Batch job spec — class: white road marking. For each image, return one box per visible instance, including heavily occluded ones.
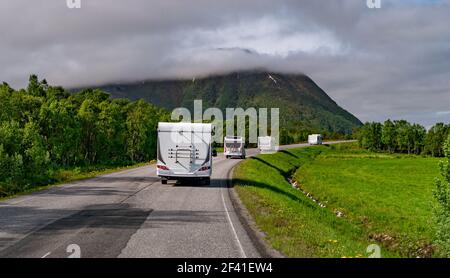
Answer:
[221,187,246,258]
[41,252,51,258]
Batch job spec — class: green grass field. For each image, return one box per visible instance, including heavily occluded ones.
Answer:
[233,143,441,257]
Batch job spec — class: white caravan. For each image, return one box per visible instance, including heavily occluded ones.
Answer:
[224,136,246,159]
[157,122,215,185]
[308,134,323,145]
[258,136,277,153]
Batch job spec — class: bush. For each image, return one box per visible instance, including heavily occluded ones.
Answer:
[433,134,450,257]
[0,144,25,196]
[358,122,382,151]
[425,123,449,157]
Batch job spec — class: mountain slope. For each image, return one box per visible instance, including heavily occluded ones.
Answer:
[96,71,362,137]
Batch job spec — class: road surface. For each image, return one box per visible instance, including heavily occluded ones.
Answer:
[0,141,348,258]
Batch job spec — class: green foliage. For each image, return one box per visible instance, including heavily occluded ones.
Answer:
[22,121,51,183]
[424,123,449,157]
[411,123,426,155]
[27,75,46,97]
[358,120,447,157]
[433,135,450,257]
[358,122,382,151]
[395,120,414,154]
[381,119,397,153]
[126,100,164,162]
[0,144,24,191]
[0,75,169,197]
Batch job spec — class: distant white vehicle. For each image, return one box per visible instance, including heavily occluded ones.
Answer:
[157,122,216,185]
[258,136,277,153]
[224,136,246,159]
[308,134,323,145]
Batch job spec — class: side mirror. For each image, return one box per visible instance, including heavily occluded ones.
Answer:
[212,149,218,157]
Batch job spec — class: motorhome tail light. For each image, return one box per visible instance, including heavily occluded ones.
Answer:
[199,166,211,171]
[157,165,169,170]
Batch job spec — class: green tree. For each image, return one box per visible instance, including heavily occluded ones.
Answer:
[425,123,449,157]
[27,74,46,97]
[0,83,14,122]
[381,119,397,153]
[22,121,51,183]
[125,100,160,162]
[411,123,426,155]
[39,99,82,166]
[77,98,101,164]
[433,135,450,257]
[97,99,129,163]
[395,120,413,154]
[358,122,382,151]
[0,144,24,196]
[280,128,294,145]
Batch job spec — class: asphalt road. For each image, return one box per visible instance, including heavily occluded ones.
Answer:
[0,141,349,258]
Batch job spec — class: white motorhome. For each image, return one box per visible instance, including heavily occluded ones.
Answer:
[157,122,215,185]
[308,134,323,145]
[258,136,276,153]
[224,136,246,159]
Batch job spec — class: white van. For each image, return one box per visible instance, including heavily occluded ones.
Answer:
[258,136,277,153]
[224,136,246,159]
[308,134,323,145]
[157,122,215,185]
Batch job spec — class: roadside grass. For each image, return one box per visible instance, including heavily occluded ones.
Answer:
[0,162,152,202]
[296,144,439,257]
[234,143,439,257]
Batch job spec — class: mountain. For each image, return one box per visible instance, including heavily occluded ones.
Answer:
[94,70,362,139]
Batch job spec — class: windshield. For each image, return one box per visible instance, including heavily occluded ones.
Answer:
[225,142,242,148]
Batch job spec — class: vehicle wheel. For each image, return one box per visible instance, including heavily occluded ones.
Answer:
[161,179,168,184]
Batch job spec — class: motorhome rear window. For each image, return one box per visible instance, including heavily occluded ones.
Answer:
[225,143,242,148]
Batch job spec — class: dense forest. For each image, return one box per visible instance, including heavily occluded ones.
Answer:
[0,75,169,197]
[356,120,449,156]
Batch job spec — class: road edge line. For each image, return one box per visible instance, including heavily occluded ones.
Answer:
[226,164,285,258]
[221,187,247,258]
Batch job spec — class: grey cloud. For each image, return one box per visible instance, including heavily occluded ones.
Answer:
[0,0,449,127]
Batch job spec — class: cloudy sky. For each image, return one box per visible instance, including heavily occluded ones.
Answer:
[1,0,449,127]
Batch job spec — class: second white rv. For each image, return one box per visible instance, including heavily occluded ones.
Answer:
[308,134,323,145]
[258,136,277,153]
[224,136,246,159]
[157,122,215,185]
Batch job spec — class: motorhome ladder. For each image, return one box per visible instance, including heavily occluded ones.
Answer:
[168,146,199,164]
